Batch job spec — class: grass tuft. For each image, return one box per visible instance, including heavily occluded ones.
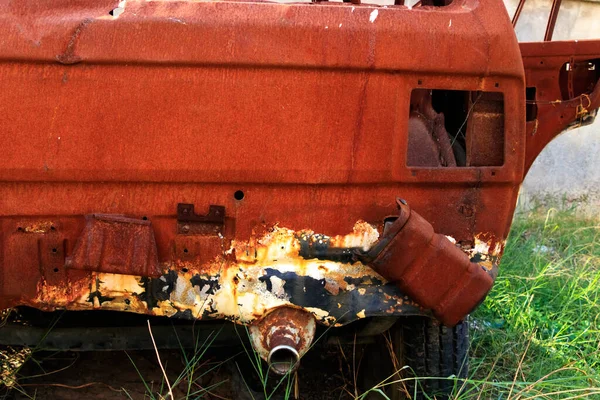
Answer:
[466,208,600,399]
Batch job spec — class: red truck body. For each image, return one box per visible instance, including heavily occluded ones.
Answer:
[0,0,599,331]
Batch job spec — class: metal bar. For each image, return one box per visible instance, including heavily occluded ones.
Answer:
[0,323,238,351]
[512,0,526,27]
[544,0,563,42]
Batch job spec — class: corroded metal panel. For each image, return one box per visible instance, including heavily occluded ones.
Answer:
[66,215,161,277]
[0,0,598,327]
[520,40,600,172]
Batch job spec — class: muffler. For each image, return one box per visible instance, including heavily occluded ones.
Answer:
[249,307,316,375]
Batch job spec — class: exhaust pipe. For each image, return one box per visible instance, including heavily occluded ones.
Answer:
[249,307,316,375]
[268,345,300,375]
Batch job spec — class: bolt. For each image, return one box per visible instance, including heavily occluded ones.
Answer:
[181,225,190,233]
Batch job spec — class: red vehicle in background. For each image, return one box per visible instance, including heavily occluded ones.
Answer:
[0,0,598,398]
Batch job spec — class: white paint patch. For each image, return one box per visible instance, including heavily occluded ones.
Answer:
[110,0,126,18]
[369,9,379,23]
[473,240,490,255]
[325,26,329,29]
[269,276,287,299]
[472,237,504,257]
[339,23,342,28]
[306,307,330,320]
[448,19,452,28]
[351,6,355,12]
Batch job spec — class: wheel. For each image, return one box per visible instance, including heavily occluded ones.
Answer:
[360,316,469,400]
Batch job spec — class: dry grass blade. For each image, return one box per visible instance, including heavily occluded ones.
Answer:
[147,319,174,400]
[507,332,533,399]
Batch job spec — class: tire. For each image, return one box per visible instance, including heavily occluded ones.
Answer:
[361,316,469,400]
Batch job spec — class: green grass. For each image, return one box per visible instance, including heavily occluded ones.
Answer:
[466,208,600,399]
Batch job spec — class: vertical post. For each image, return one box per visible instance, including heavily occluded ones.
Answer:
[512,0,526,27]
[544,0,562,41]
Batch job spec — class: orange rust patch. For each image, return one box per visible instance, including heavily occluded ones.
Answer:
[20,221,55,234]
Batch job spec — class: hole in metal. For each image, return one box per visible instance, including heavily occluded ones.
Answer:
[526,87,538,121]
[234,190,245,201]
[407,89,504,167]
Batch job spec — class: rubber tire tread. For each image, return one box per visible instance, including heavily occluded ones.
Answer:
[399,317,469,400]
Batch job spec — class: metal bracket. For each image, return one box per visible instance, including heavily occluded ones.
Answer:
[177,204,225,235]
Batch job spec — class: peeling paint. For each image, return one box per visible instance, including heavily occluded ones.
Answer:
[369,9,379,23]
[472,236,505,258]
[24,221,426,326]
[18,221,55,234]
[11,211,503,328]
[110,0,127,18]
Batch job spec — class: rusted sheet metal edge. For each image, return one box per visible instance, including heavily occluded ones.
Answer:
[520,40,600,58]
[0,171,524,185]
[0,0,522,77]
[520,39,600,172]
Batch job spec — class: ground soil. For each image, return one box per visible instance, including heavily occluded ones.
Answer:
[2,344,363,399]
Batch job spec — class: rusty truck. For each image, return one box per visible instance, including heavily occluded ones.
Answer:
[0,0,599,398]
